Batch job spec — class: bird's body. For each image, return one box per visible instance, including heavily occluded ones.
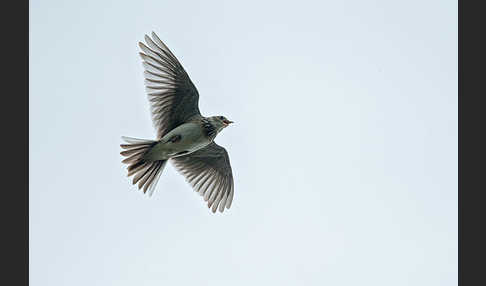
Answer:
[145,120,211,161]
[144,116,228,161]
[120,32,235,213]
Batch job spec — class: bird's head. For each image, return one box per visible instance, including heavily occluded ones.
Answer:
[209,115,234,132]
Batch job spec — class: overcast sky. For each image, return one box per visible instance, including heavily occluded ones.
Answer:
[30,0,457,285]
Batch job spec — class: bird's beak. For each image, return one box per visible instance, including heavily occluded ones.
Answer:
[223,120,234,125]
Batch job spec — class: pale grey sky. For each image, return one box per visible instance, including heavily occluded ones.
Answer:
[30,0,457,285]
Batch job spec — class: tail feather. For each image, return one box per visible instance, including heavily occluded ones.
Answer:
[120,146,150,156]
[120,137,167,196]
[121,136,154,144]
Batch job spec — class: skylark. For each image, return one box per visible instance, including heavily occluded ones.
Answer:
[121,32,234,213]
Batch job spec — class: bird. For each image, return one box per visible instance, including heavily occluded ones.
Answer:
[120,32,234,213]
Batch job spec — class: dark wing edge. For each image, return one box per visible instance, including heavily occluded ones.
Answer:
[171,142,234,213]
[139,32,201,139]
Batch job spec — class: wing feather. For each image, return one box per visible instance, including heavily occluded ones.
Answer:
[139,32,201,139]
[171,142,234,213]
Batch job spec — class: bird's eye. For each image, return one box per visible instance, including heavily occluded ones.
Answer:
[219,116,224,120]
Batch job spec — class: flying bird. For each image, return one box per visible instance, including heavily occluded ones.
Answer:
[120,32,234,213]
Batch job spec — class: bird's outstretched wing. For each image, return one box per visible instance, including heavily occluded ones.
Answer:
[139,32,201,139]
[171,142,234,213]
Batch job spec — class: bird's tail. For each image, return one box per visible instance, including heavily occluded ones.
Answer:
[120,136,167,196]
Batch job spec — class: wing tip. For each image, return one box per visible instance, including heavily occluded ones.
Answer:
[144,34,151,44]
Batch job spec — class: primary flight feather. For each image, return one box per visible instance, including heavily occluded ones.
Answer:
[121,32,234,213]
